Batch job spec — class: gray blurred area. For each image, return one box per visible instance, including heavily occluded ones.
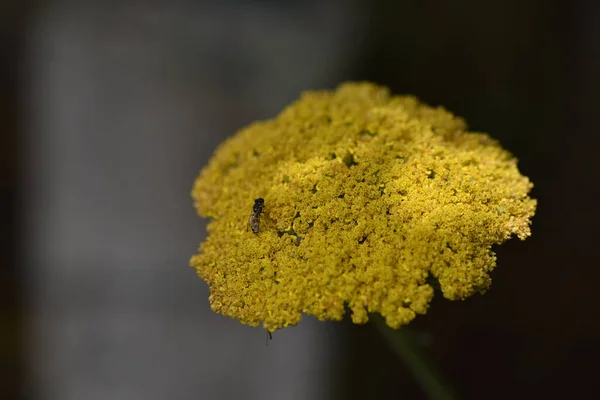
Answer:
[23,1,367,399]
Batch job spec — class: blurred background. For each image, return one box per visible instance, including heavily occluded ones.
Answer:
[1,0,599,399]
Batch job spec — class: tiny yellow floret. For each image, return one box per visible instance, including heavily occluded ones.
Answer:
[190,82,536,331]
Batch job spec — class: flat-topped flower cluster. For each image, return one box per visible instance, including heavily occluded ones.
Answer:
[190,82,536,332]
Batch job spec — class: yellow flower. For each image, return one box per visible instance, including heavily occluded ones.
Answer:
[190,82,536,332]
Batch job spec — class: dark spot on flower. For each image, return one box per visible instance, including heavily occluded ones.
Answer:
[342,152,358,168]
[359,129,377,137]
[446,242,457,253]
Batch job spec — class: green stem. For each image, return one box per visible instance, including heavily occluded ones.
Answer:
[373,316,457,400]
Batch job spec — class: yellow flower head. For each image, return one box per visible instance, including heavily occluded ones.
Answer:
[190,82,536,332]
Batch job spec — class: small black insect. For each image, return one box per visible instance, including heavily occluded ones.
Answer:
[248,198,265,234]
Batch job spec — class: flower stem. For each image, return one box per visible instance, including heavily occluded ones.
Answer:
[373,316,457,400]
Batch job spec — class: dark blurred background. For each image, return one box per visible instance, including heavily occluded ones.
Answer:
[2,1,599,399]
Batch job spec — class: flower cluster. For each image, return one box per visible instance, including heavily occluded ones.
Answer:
[190,82,536,332]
